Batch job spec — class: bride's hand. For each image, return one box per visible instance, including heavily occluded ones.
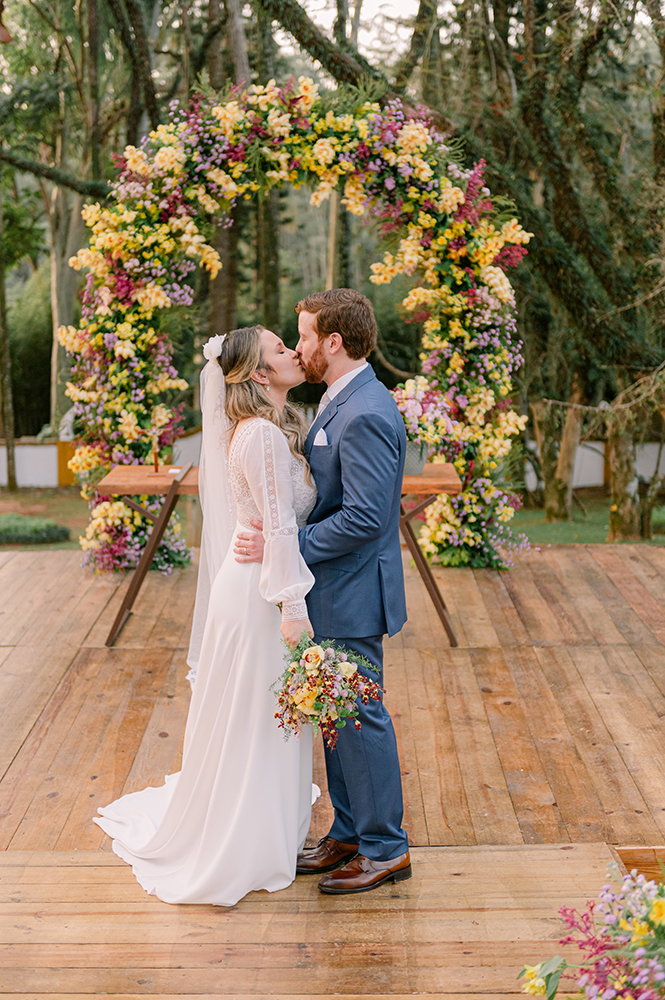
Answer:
[234,520,265,563]
[281,618,314,648]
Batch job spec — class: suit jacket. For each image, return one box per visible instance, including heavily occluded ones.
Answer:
[299,365,408,639]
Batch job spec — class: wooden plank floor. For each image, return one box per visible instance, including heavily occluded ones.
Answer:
[2,544,665,851]
[0,842,615,997]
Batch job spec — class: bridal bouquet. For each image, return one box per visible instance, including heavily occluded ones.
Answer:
[273,634,382,750]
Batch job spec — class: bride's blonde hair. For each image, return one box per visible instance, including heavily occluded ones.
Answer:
[220,325,311,477]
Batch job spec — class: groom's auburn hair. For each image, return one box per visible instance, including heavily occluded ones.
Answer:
[295,288,378,360]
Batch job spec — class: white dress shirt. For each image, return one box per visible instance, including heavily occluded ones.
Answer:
[312,363,369,446]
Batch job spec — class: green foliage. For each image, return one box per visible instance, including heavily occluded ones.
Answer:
[7,263,52,437]
[1,187,44,270]
[0,512,70,544]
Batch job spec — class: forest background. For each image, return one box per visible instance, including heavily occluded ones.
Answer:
[2,0,665,540]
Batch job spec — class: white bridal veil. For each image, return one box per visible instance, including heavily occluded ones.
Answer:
[186,335,237,686]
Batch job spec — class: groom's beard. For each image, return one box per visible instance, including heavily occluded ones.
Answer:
[300,340,328,384]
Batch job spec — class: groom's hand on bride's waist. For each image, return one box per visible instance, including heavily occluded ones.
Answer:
[234,520,265,562]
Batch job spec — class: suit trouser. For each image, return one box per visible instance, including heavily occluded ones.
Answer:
[315,633,409,862]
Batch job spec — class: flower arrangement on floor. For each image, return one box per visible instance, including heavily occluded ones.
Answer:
[273,633,382,750]
[80,497,191,574]
[519,867,665,999]
[62,76,532,570]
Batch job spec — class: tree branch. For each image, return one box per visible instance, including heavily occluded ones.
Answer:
[392,0,437,90]
[253,0,386,86]
[465,134,655,365]
[520,66,635,305]
[372,343,414,379]
[252,0,456,134]
[0,149,109,198]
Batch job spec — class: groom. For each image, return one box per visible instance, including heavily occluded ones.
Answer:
[236,288,410,894]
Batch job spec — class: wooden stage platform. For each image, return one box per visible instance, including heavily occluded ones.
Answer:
[1,542,665,996]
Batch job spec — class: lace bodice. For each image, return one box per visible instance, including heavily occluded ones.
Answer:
[229,418,316,531]
[227,418,316,622]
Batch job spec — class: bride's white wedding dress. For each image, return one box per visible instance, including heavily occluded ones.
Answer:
[94,415,316,906]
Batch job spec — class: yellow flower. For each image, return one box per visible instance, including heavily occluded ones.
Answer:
[246,80,280,110]
[151,404,171,429]
[293,685,319,714]
[211,100,245,137]
[297,76,319,113]
[124,146,152,177]
[191,185,219,214]
[58,325,86,353]
[481,264,514,303]
[520,964,546,996]
[651,898,665,925]
[114,339,136,360]
[68,445,103,475]
[134,283,172,311]
[267,107,291,137]
[302,645,324,673]
[437,179,466,215]
[206,168,239,197]
[396,120,432,155]
[119,409,142,443]
[312,137,337,167]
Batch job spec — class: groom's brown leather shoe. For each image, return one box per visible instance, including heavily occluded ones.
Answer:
[296,836,359,875]
[318,851,412,894]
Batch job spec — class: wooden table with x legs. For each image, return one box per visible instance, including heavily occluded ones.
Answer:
[401,463,462,647]
[97,460,462,648]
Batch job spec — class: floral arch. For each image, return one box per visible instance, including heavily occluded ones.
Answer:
[60,77,531,572]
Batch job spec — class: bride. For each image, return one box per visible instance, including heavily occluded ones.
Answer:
[94,325,317,906]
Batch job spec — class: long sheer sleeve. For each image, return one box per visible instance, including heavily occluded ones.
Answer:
[240,421,314,620]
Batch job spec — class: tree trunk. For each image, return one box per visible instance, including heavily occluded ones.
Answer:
[207,0,249,337]
[338,203,351,287]
[607,425,640,541]
[392,0,437,90]
[87,0,101,180]
[334,0,348,45]
[326,191,338,290]
[0,180,17,490]
[258,192,281,333]
[350,0,362,46]
[530,399,559,513]
[123,0,160,128]
[209,222,238,337]
[225,0,251,85]
[256,4,280,333]
[421,27,443,109]
[207,0,225,88]
[545,375,584,520]
[47,187,86,430]
[645,0,665,183]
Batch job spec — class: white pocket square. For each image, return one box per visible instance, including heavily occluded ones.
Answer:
[313,428,328,446]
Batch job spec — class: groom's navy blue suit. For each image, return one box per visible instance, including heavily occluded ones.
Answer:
[299,364,409,862]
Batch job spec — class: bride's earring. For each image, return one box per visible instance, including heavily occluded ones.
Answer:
[265,382,270,391]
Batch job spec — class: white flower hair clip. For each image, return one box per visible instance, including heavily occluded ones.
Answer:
[203,334,226,361]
